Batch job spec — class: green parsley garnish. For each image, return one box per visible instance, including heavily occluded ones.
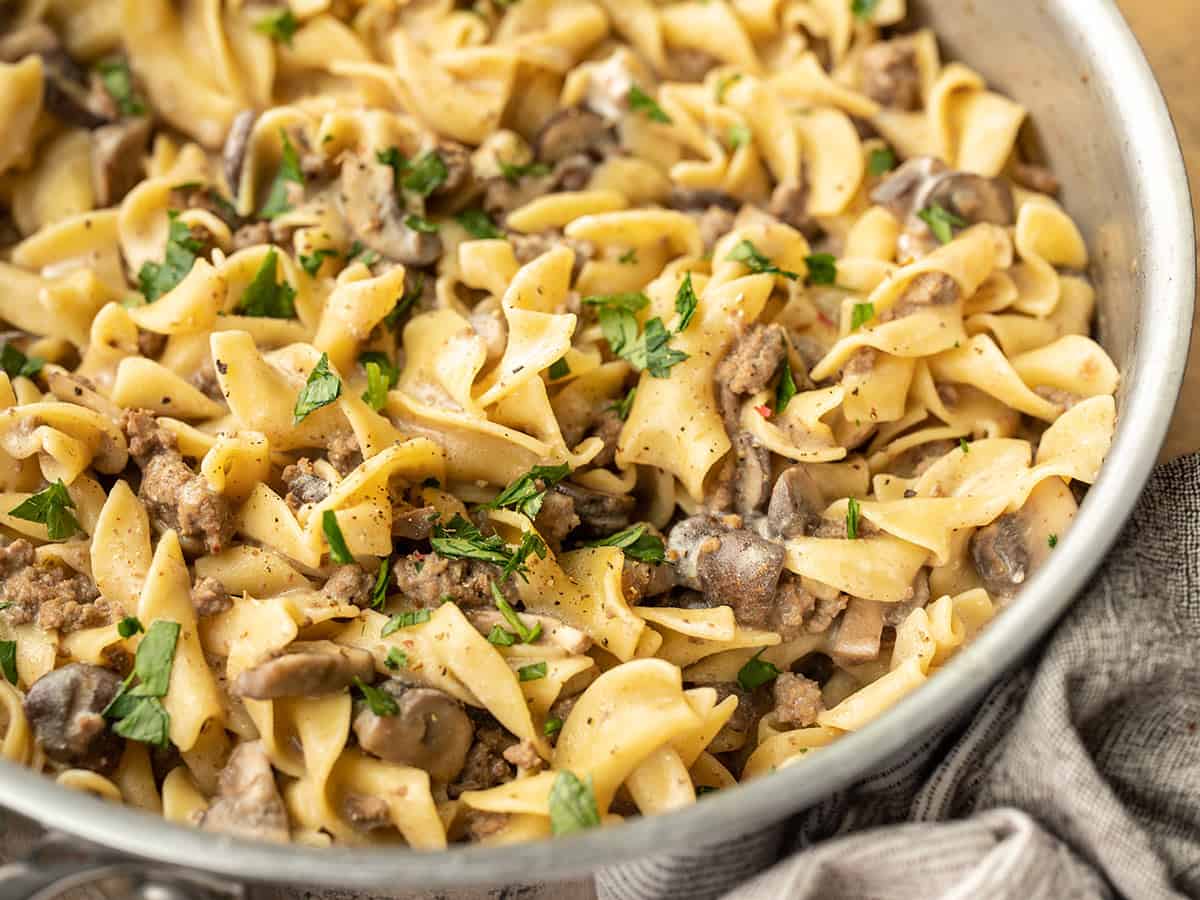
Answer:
[498,159,551,183]
[851,0,882,20]
[675,272,698,332]
[544,717,563,736]
[384,272,424,330]
[960,438,971,453]
[491,581,542,644]
[117,616,144,639]
[917,204,968,245]
[518,661,547,682]
[609,387,636,421]
[299,248,338,277]
[236,247,296,318]
[0,344,43,380]
[355,677,398,716]
[805,253,837,286]
[430,515,547,582]
[617,248,638,265]
[727,240,800,280]
[457,207,505,240]
[375,147,407,190]
[628,85,672,124]
[850,302,875,331]
[548,358,571,380]
[588,290,690,379]
[293,353,341,423]
[371,560,390,610]
[361,362,389,411]
[583,292,650,312]
[385,647,408,670]
[488,625,517,646]
[846,497,861,540]
[8,480,80,541]
[346,240,380,268]
[867,146,897,176]
[402,151,449,197]
[0,640,16,685]
[1048,534,1059,549]
[486,464,571,519]
[584,524,665,564]
[404,214,439,234]
[137,211,202,303]
[381,608,432,637]
[737,649,781,691]
[728,124,752,150]
[548,771,601,835]
[254,8,299,44]
[103,620,181,748]
[96,58,145,117]
[259,130,305,219]
[775,356,798,415]
[359,351,399,389]
[715,73,742,103]
[322,510,354,564]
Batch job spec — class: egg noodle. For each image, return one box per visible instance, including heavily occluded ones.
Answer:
[0,0,1117,848]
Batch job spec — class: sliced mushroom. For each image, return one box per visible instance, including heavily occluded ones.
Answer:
[353,683,475,783]
[621,558,677,604]
[767,465,825,539]
[534,107,615,164]
[553,482,635,537]
[924,172,1015,227]
[971,478,1077,600]
[91,117,152,208]
[338,153,442,267]
[341,793,391,833]
[0,25,113,128]
[829,598,885,665]
[434,140,472,195]
[23,663,124,774]
[223,109,256,197]
[668,188,740,213]
[465,608,593,655]
[199,741,290,843]
[870,156,949,220]
[234,641,376,700]
[884,568,931,627]
[733,432,772,517]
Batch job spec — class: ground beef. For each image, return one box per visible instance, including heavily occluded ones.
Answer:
[696,205,737,252]
[880,271,960,322]
[510,231,595,283]
[710,683,756,752]
[860,39,923,110]
[120,408,176,463]
[669,48,720,82]
[772,672,824,728]
[0,543,114,634]
[341,793,391,833]
[392,505,438,541]
[191,575,231,617]
[137,329,167,359]
[189,363,224,402]
[461,809,509,842]
[321,564,375,608]
[231,221,271,251]
[768,180,821,240]
[0,538,35,577]
[448,723,515,799]
[533,489,580,552]
[502,739,542,772]
[199,742,290,843]
[588,409,624,469]
[391,553,518,610]
[282,458,330,511]
[327,433,362,476]
[717,324,788,398]
[553,482,634,538]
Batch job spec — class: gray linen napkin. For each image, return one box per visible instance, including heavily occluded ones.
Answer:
[596,453,1200,900]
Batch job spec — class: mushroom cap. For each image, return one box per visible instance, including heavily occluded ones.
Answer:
[23,663,124,774]
[234,641,376,700]
[353,684,474,783]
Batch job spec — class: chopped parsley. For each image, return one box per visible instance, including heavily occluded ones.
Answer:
[850,302,875,331]
[384,272,425,330]
[456,207,505,239]
[851,0,882,20]
[960,437,971,454]
[548,771,601,835]
[293,353,341,423]
[544,717,563,736]
[727,240,800,280]
[404,214,439,234]
[236,247,296,318]
[583,292,650,312]
[370,560,390,610]
[589,289,690,379]
[402,151,449,197]
[518,661,547,682]
[548,358,571,380]
[498,159,551,183]
[347,240,381,268]
[805,253,837,286]
[846,497,861,540]
[96,58,145,117]
[429,514,547,582]
[0,344,43,380]
[361,361,390,411]
[609,387,637,421]
[0,640,15,685]
[715,72,742,103]
[867,146,897,176]
[117,617,144,639]
[486,464,571,519]
[254,8,299,44]
[917,204,968,245]
[737,649,781,691]
[628,85,672,124]
[675,272,698,332]
[381,608,432,637]
[103,620,181,748]
[728,123,752,150]
[503,531,550,582]
[322,510,354,564]
[385,647,408,670]
[491,581,542,644]
[137,211,202,303]
[488,625,517,646]
[259,131,305,219]
[1048,534,1059,549]
[299,248,338,277]
[8,480,80,541]
[359,352,399,389]
[775,356,798,415]
[584,524,665,564]
[618,248,638,265]
[355,677,398,716]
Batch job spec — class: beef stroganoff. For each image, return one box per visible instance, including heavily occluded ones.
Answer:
[0,0,1118,848]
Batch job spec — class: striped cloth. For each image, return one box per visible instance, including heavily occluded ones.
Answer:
[596,454,1200,900]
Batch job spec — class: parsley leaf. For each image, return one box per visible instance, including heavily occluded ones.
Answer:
[805,253,837,286]
[548,771,601,835]
[137,211,202,303]
[299,248,338,277]
[850,302,875,331]
[917,204,968,245]
[359,351,399,389]
[96,58,144,117]
[715,73,742,103]
[867,146,897,176]
[371,560,390,610]
[631,318,689,378]
[628,85,672,124]
[502,531,549,582]
[584,524,665,564]
[355,678,398,716]
[609,387,636,421]
[960,437,971,454]
[583,292,650,312]
[728,123,752,150]
[0,640,15,685]
[737,649,781,691]
[775,356,798,415]
[486,464,571,519]
[361,361,390,411]
[726,240,800,280]
[618,248,638,265]
[9,480,80,541]
[112,697,170,748]
[381,608,431,637]
[846,497,861,540]
[254,8,299,44]
[1048,534,1059,549]
[674,272,698,332]
[259,131,305,219]
[518,661,547,681]
[117,616,143,639]
[347,241,381,267]
[322,510,354,564]
[384,273,424,330]
[104,620,181,748]
[851,0,882,20]
[498,159,551,183]
[293,353,341,423]
[430,514,511,566]
[457,207,505,239]
[128,621,181,698]
[491,581,542,644]
[0,344,44,380]
[544,717,563,736]
[236,247,296,318]
[548,358,570,380]
[402,152,448,197]
[404,214,439,234]
[488,625,517,646]
[385,647,408,670]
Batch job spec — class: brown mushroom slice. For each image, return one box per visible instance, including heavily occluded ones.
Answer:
[465,609,593,655]
[338,154,443,267]
[199,741,290,843]
[970,477,1077,600]
[733,433,772,517]
[695,527,787,630]
[534,108,614,164]
[0,25,112,129]
[829,599,886,665]
[621,558,677,604]
[23,663,124,774]
[234,641,376,700]
[870,156,949,219]
[223,109,256,197]
[91,117,152,208]
[767,465,825,539]
[353,683,474,783]
[553,482,635,537]
[924,171,1015,227]
[707,683,755,753]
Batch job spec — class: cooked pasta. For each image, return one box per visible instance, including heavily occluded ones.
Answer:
[0,0,1117,848]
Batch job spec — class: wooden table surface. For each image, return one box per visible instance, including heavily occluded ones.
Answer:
[1118,0,1200,460]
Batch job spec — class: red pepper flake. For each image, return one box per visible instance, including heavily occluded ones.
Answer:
[754,404,773,418]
